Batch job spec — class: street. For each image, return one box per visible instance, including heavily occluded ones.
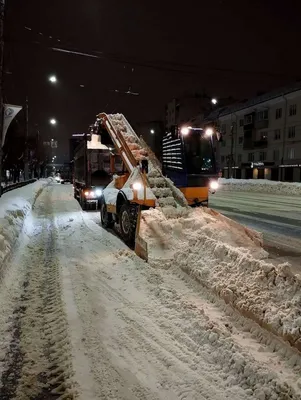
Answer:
[0,182,300,399]
[209,190,301,272]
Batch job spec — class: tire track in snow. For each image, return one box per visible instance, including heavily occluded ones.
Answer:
[0,186,75,399]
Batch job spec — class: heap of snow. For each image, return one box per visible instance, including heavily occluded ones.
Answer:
[219,178,301,195]
[140,207,301,352]
[0,179,50,266]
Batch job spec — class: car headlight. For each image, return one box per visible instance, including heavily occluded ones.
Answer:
[132,182,142,191]
[210,180,219,190]
[95,189,102,196]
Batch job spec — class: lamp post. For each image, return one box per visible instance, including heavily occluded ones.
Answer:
[0,0,5,195]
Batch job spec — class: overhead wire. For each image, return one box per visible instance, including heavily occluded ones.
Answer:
[6,25,299,79]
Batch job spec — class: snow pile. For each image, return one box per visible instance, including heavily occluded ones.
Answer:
[0,179,50,266]
[141,207,266,261]
[219,178,301,195]
[141,207,301,352]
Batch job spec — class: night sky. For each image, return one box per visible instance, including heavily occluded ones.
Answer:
[4,0,301,161]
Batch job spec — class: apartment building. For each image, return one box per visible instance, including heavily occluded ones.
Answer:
[206,82,301,182]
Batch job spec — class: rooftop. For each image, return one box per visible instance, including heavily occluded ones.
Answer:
[206,81,301,120]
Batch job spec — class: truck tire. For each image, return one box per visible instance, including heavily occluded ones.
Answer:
[100,201,114,228]
[119,203,137,247]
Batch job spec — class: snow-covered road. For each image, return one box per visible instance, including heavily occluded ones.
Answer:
[1,183,301,399]
[209,191,301,272]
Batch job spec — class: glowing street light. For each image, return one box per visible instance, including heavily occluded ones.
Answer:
[211,98,218,105]
[50,118,57,125]
[205,127,214,137]
[150,129,155,134]
[180,127,190,135]
[49,75,57,83]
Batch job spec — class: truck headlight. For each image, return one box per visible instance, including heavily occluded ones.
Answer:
[210,180,219,191]
[95,189,102,196]
[132,182,142,191]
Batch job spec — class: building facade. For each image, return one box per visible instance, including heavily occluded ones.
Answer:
[207,83,301,182]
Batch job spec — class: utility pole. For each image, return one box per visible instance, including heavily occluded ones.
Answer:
[0,0,5,196]
[24,96,29,180]
[229,125,235,178]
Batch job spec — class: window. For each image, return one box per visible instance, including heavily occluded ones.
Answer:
[260,132,268,140]
[275,108,282,119]
[184,131,215,173]
[238,136,243,144]
[221,156,225,163]
[288,126,296,138]
[221,124,227,134]
[239,119,244,127]
[248,153,254,161]
[237,154,242,163]
[259,152,266,161]
[244,115,253,124]
[222,140,226,147]
[289,104,297,116]
[274,129,281,140]
[256,110,268,121]
[287,148,295,159]
[273,150,279,161]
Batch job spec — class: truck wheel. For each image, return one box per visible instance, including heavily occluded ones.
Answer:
[100,201,114,228]
[119,203,137,247]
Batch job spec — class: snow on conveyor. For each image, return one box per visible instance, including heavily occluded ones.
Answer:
[219,178,301,195]
[108,113,187,209]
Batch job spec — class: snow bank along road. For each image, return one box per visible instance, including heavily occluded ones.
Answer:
[209,190,301,272]
[1,183,301,399]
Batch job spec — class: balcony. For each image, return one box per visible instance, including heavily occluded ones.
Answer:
[254,139,268,148]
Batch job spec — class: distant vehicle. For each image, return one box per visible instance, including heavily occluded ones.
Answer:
[73,133,122,210]
[54,174,62,183]
[60,178,71,184]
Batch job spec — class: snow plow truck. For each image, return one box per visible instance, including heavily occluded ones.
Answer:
[87,113,219,261]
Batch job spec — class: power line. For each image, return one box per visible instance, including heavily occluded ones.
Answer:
[6,25,299,79]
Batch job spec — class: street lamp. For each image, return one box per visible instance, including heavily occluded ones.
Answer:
[50,118,57,125]
[211,98,218,105]
[205,127,214,137]
[49,75,57,83]
[150,129,155,134]
[180,127,190,135]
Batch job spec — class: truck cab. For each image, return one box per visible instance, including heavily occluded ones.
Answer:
[162,126,219,206]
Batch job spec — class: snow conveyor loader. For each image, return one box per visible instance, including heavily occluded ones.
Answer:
[92,113,218,261]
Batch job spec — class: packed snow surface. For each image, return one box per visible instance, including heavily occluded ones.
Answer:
[0,183,301,399]
[219,178,301,195]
